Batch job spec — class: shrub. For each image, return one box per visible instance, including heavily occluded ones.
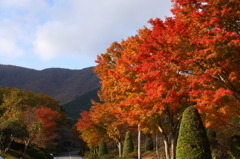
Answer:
[114,156,125,159]
[27,147,48,159]
[207,129,220,158]
[101,153,116,159]
[126,151,138,159]
[84,151,100,159]
[0,127,11,152]
[10,141,24,151]
[229,135,240,159]
[84,151,90,157]
[99,142,108,157]
[123,131,134,157]
[176,106,212,159]
[144,137,154,151]
[211,149,224,159]
[108,149,119,156]
[207,130,216,140]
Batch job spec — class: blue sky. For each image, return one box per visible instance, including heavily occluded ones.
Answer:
[0,0,172,70]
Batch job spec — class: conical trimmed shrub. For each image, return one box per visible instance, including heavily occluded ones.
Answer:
[230,135,240,159]
[144,136,154,151]
[123,131,134,157]
[176,106,212,159]
[99,142,108,157]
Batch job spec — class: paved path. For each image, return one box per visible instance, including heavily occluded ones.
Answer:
[54,151,84,159]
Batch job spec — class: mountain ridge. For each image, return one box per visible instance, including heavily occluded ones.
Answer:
[0,64,101,104]
[63,87,101,119]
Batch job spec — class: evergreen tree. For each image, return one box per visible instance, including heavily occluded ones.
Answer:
[123,131,134,157]
[230,135,240,159]
[98,142,108,157]
[0,120,28,153]
[176,106,212,159]
[0,127,11,153]
[207,129,220,158]
[144,136,154,151]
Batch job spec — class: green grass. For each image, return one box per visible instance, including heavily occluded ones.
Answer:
[1,149,31,159]
[1,147,51,159]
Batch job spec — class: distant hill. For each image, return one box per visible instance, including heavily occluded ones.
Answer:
[63,87,101,119]
[0,64,101,104]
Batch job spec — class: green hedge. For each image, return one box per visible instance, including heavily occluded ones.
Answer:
[176,106,212,159]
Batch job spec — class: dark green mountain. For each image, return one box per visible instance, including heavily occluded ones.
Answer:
[63,87,101,119]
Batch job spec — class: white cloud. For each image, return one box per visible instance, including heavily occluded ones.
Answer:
[0,0,172,69]
[33,0,172,60]
[0,0,50,58]
[0,19,24,57]
[0,0,31,8]
[0,38,23,58]
[33,20,84,60]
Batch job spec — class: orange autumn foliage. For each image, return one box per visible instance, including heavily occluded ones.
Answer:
[23,107,59,147]
[76,111,106,149]
[82,0,240,158]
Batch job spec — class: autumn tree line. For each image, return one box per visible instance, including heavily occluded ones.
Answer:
[0,87,67,158]
[76,0,240,159]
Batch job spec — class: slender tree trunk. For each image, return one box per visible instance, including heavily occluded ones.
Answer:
[21,140,30,159]
[170,133,176,159]
[4,134,14,153]
[155,134,160,158]
[118,141,122,157]
[170,117,181,159]
[138,125,141,159]
[158,125,170,159]
[163,136,170,159]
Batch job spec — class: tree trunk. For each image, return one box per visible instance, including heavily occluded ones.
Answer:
[170,133,176,159]
[170,116,181,159]
[4,134,14,153]
[20,140,30,159]
[155,134,160,158]
[158,125,170,159]
[118,141,123,157]
[163,136,170,159]
[138,126,141,159]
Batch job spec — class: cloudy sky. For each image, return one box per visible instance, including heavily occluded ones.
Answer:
[0,0,172,70]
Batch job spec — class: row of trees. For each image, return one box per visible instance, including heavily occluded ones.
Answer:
[0,87,67,158]
[76,0,239,159]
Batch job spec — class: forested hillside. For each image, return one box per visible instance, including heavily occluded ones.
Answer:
[0,87,68,158]
[0,64,100,104]
[63,87,101,119]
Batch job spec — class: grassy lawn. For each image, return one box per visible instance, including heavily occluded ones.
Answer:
[1,149,31,159]
[142,145,166,159]
[142,150,157,159]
